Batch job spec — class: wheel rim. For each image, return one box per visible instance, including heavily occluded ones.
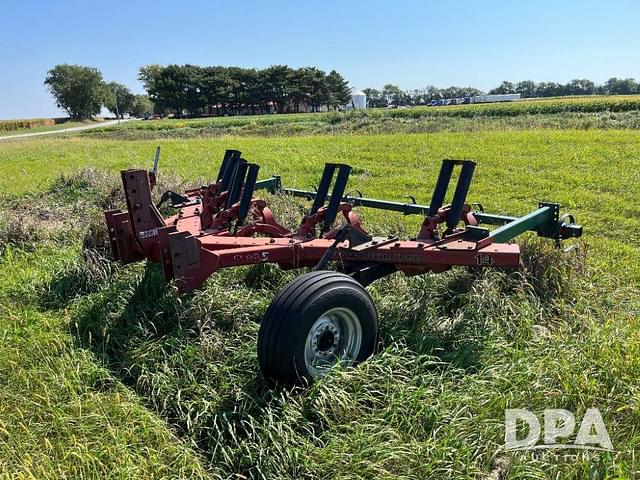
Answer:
[304,307,362,378]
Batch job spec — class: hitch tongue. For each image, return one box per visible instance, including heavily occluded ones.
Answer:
[559,213,583,239]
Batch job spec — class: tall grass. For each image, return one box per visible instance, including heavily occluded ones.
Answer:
[0,129,639,478]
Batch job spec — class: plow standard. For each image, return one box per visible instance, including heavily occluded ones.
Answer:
[105,149,582,384]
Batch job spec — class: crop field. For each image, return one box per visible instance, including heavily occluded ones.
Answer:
[0,119,100,136]
[0,109,639,478]
[84,95,640,139]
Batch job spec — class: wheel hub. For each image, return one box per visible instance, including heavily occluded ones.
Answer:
[311,322,341,356]
[304,307,363,378]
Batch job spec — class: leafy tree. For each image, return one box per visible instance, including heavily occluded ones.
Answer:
[289,68,311,112]
[489,81,516,95]
[138,64,165,113]
[535,82,562,97]
[383,84,403,105]
[263,65,294,113]
[44,64,105,120]
[181,64,206,115]
[567,78,596,96]
[201,66,229,115]
[604,77,638,95]
[326,70,351,109]
[130,95,154,117]
[103,82,135,119]
[236,68,262,114]
[515,80,536,98]
[306,68,330,112]
[362,88,386,108]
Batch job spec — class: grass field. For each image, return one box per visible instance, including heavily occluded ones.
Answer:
[84,95,640,139]
[0,106,639,478]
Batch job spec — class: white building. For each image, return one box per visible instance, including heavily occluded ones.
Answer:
[349,89,367,110]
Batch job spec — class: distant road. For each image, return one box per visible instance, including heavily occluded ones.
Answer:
[0,118,135,141]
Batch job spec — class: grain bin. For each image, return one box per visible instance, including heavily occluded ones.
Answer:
[351,88,367,110]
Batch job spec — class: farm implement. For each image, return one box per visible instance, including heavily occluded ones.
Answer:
[104,148,582,384]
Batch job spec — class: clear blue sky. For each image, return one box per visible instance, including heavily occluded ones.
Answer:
[1,0,639,119]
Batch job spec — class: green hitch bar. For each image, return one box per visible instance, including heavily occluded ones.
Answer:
[487,202,582,242]
[255,176,282,193]
[488,204,555,243]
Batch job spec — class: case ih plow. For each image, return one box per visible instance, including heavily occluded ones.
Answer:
[105,148,582,384]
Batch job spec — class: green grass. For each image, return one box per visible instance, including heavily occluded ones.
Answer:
[0,126,639,478]
[83,95,640,139]
[0,247,212,479]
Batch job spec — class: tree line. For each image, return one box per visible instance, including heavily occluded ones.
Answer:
[138,64,352,117]
[363,78,640,107]
[44,65,153,120]
[45,64,352,119]
[45,63,640,119]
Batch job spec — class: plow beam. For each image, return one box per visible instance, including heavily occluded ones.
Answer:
[166,234,521,292]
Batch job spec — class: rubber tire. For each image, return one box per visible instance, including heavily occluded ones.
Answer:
[258,271,378,385]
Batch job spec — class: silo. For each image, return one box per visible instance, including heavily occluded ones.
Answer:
[351,88,367,110]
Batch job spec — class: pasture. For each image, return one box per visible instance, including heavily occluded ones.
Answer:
[0,109,639,478]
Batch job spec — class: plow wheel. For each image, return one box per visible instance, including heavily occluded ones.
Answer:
[258,271,378,385]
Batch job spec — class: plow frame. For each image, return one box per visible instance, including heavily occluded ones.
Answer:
[104,148,583,384]
[105,151,582,293]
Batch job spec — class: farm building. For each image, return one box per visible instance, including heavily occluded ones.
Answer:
[349,89,367,110]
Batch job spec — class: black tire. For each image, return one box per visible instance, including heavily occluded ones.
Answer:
[258,271,378,385]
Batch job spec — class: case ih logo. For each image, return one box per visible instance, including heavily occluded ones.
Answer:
[475,254,494,266]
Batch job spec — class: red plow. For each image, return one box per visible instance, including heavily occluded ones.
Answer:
[105,148,582,384]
